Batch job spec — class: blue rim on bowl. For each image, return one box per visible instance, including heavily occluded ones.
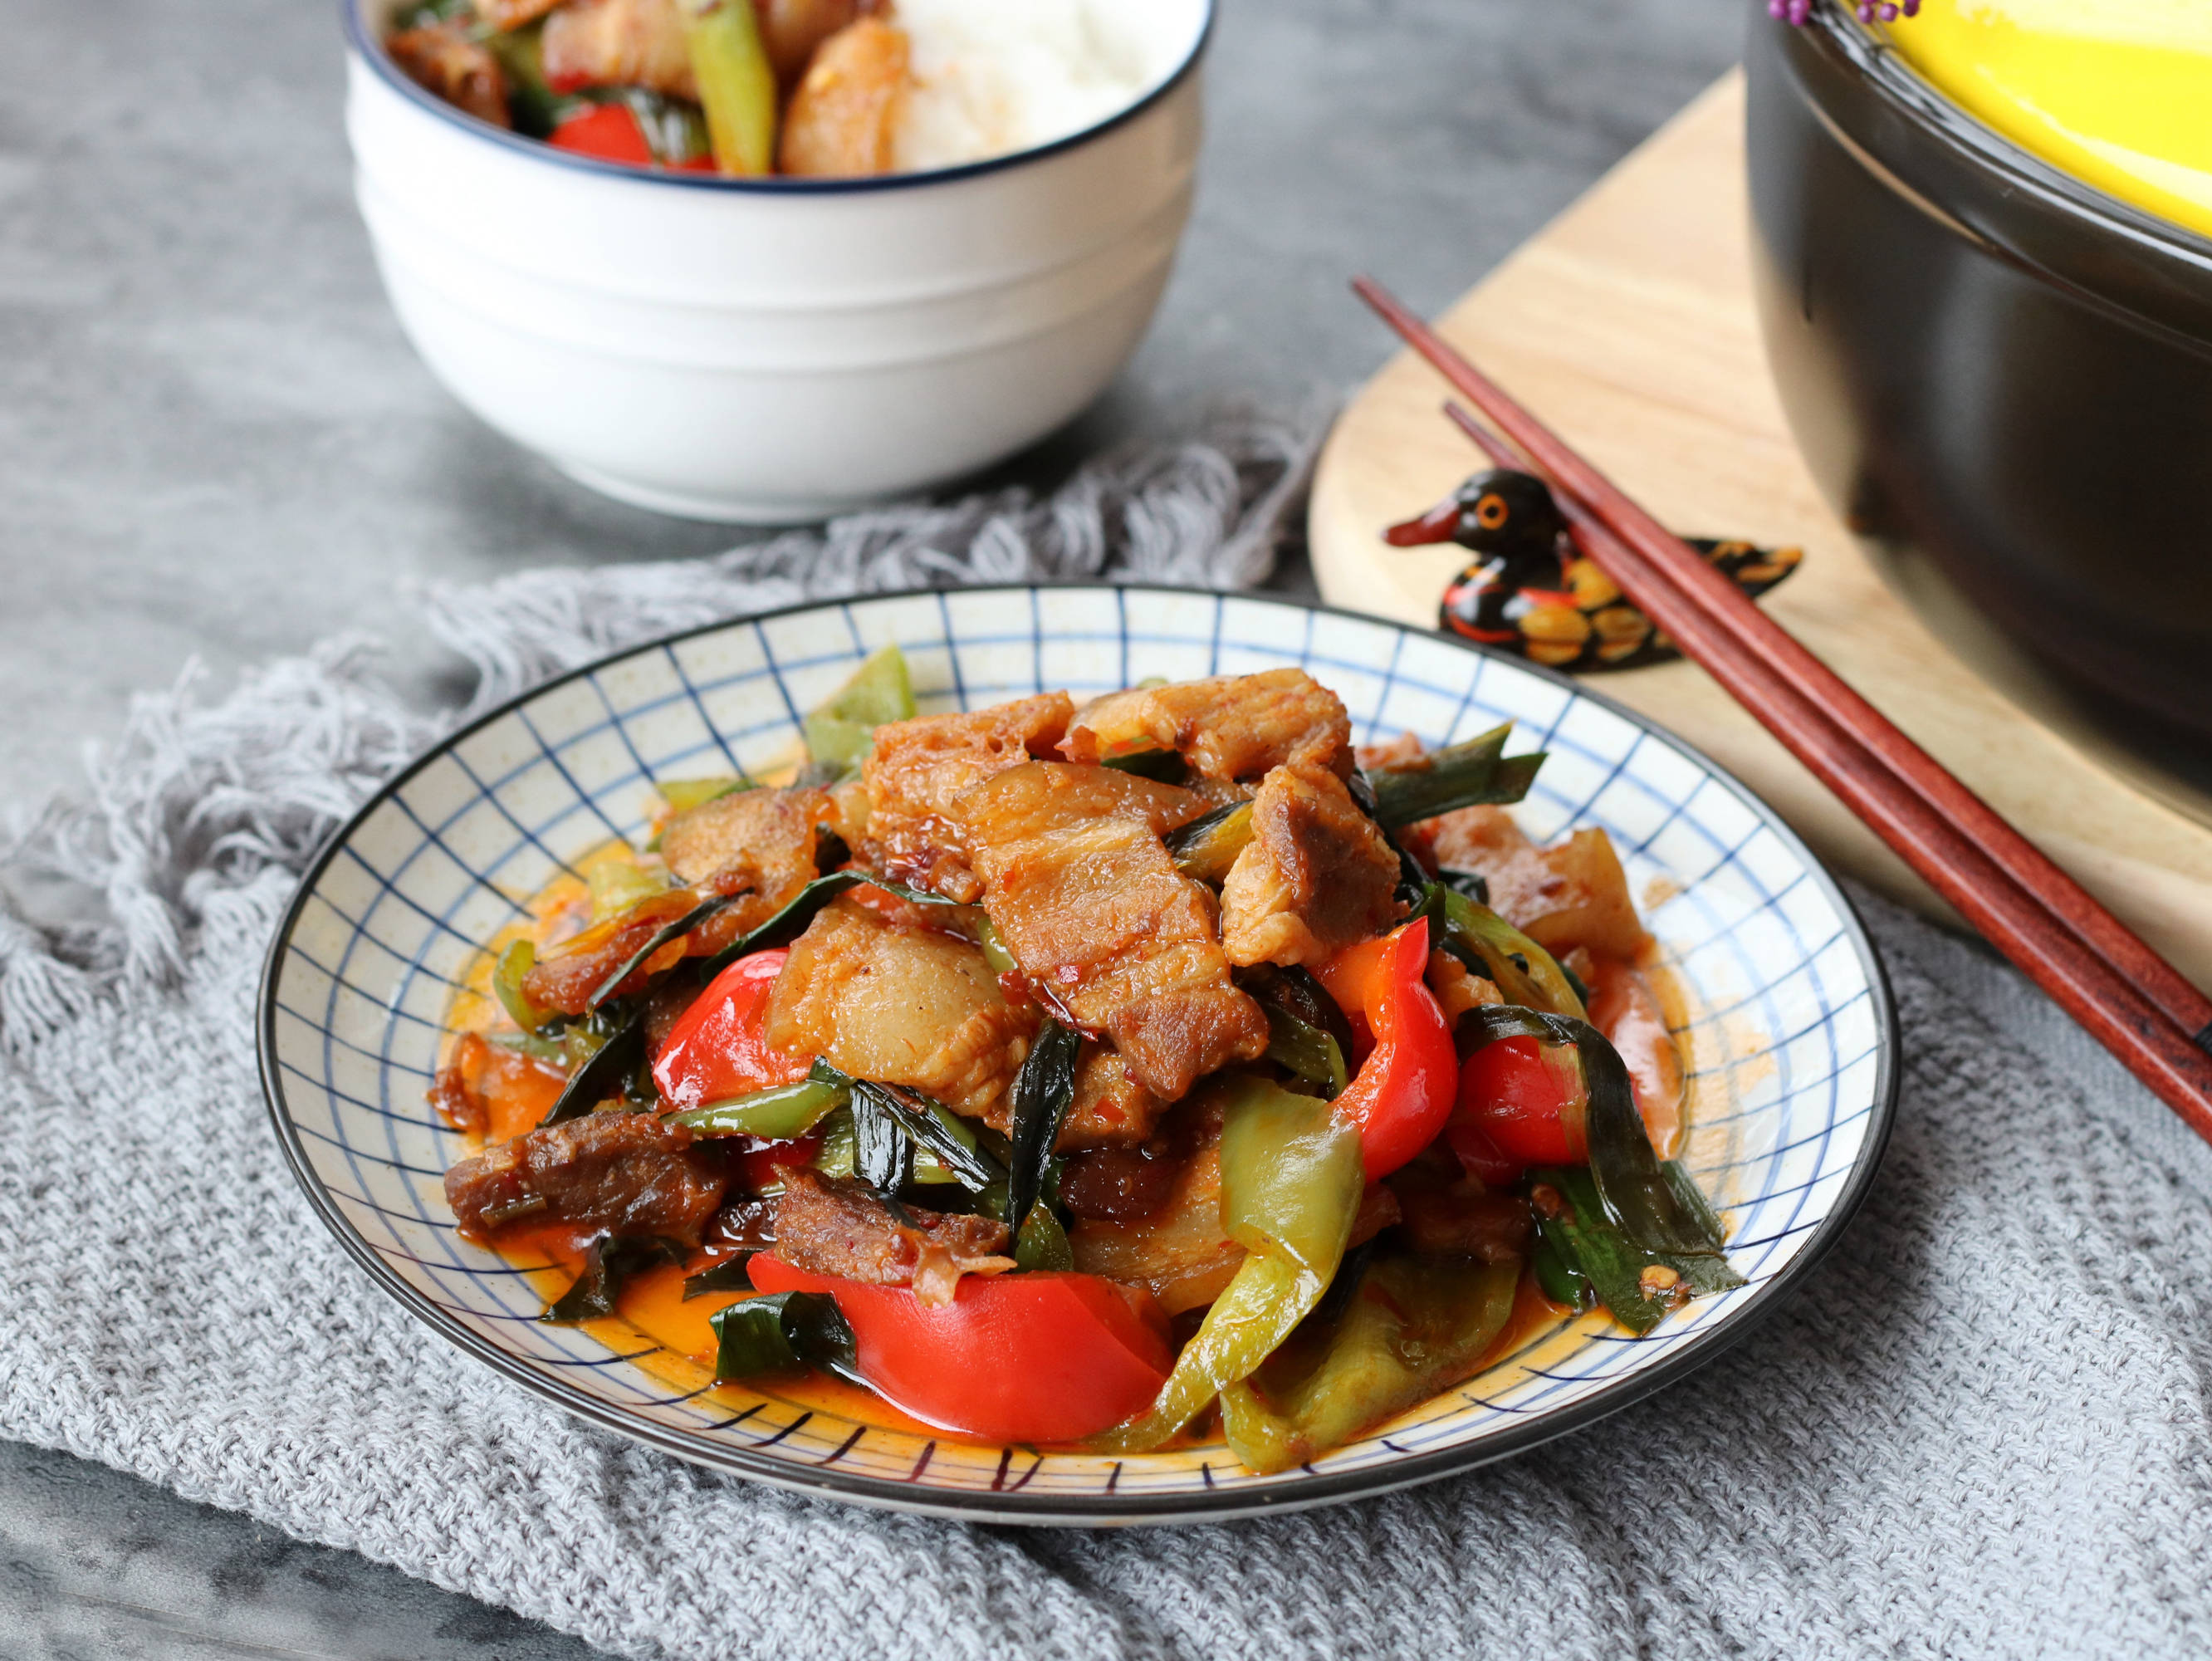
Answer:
[342,0,1216,195]
[257,584,1899,1525]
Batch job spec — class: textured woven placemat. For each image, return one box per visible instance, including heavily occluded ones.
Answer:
[4,414,2208,1661]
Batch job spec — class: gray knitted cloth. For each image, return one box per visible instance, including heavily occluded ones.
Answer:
[4,416,2210,1660]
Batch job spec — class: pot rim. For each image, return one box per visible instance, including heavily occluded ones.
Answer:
[1777,3,2212,350]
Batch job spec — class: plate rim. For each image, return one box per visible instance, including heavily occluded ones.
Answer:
[256,581,1901,1526]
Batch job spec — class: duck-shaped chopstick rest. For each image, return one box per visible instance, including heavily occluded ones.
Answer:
[1386,468,1803,671]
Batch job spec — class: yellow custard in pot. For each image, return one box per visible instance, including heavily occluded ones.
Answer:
[1888,0,2212,239]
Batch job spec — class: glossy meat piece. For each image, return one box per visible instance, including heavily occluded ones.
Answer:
[1069,1145,1242,1316]
[1387,1168,1532,1264]
[1064,1043,1167,1147]
[521,889,698,1017]
[444,1111,727,1243]
[961,1039,1166,1149]
[541,0,697,100]
[1058,1144,1178,1222]
[1356,732,1426,771]
[1219,758,1403,968]
[756,0,866,81]
[1412,808,1650,960]
[431,1031,566,1144]
[778,16,908,177]
[386,21,511,127]
[859,692,1073,903]
[772,1169,1014,1306]
[1060,669,1352,782]
[660,784,830,954]
[762,894,1034,1122]
[953,762,1267,1101]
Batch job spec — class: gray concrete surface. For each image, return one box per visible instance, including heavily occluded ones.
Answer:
[0,0,1744,1653]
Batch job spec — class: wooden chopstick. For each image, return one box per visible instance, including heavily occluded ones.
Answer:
[1349,276,2212,1141]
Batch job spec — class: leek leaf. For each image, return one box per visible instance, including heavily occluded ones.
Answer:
[1166,802,1253,884]
[697,870,963,976]
[1102,747,1188,784]
[711,1291,861,1385]
[1007,1019,1080,1232]
[585,890,743,1011]
[1364,723,1544,827]
[1461,1004,1720,1257]
[538,1005,645,1126]
[541,1234,682,1324]
[682,1257,756,1299]
[1528,1164,1743,1335]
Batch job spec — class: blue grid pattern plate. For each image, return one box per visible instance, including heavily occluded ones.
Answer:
[258,585,1898,1525]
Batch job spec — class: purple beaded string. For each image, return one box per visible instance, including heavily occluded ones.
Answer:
[1769,0,1921,21]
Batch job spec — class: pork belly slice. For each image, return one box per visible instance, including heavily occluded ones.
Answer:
[859,692,1074,903]
[772,1169,1014,1307]
[387,21,511,128]
[1059,668,1352,782]
[1069,1144,1242,1316]
[521,889,699,1017]
[953,762,1267,1102]
[659,783,831,954]
[961,1040,1167,1150]
[763,894,1035,1123]
[445,1111,727,1243]
[1408,806,1650,961]
[1219,757,1404,968]
[541,0,697,100]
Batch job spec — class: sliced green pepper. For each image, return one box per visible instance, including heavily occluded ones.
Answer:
[812,1107,858,1179]
[677,0,779,176]
[492,938,555,1033]
[1097,1077,1363,1450]
[587,857,670,924]
[803,644,915,772]
[658,777,749,816]
[1219,1250,1521,1472]
[976,917,1018,975]
[668,1070,849,1139]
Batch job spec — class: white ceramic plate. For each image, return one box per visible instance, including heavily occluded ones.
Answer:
[258,585,1897,1524]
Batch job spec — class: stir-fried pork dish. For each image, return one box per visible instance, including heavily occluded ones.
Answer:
[383,0,1169,179]
[434,650,1738,1467]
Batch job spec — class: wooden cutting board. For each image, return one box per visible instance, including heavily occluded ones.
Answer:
[1309,71,2212,994]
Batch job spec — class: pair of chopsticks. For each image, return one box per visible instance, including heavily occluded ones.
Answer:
[1352,277,2212,1143]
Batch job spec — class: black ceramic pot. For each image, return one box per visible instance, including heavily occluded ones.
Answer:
[1744,3,2212,763]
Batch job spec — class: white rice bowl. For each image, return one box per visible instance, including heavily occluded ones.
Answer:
[891,0,1194,172]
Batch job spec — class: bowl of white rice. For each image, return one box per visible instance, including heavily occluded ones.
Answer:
[344,0,1213,519]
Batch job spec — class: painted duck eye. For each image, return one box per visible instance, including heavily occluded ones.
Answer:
[1475,493,1509,529]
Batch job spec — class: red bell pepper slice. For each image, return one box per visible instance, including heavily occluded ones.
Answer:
[1315,916,1457,1181]
[548,102,715,171]
[1450,1034,1589,1180]
[651,948,812,1110]
[748,1256,1174,1443]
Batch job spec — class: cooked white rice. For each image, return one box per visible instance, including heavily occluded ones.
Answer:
[890,0,1192,174]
